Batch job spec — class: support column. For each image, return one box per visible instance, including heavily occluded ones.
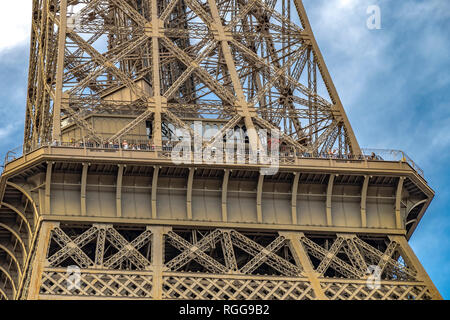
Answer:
[361,175,369,227]
[326,174,335,226]
[221,169,230,222]
[291,172,300,224]
[52,0,68,141]
[26,222,58,300]
[395,177,405,229]
[80,163,89,216]
[116,164,124,218]
[389,235,442,300]
[149,226,170,300]
[292,0,361,156]
[44,162,53,215]
[281,232,327,300]
[93,224,109,268]
[256,173,264,223]
[186,168,195,219]
[151,166,159,219]
[149,0,163,149]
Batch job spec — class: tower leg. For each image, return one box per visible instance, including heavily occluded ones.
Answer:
[26,222,57,300]
[389,235,442,300]
[149,226,170,300]
[281,232,327,300]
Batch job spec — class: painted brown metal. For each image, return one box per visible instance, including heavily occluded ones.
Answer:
[0,147,441,300]
[0,0,441,300]
[24,0,362,156]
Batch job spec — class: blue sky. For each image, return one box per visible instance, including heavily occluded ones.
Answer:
[302,0,450,298]
[0,0,449,298]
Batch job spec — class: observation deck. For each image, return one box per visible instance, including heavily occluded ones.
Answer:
[0,143,432,240]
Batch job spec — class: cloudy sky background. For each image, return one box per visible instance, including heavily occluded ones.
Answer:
[0,0,448,298]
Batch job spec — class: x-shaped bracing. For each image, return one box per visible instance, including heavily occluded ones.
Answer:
[165,229,228,274]
[165,229,303,276]
[352,237,417,280]
[300,235,417,280]
[229,230,303,276]
[300,235,366,278]
[103,227,152,270]
[61,0,328,150]
[47,226,97,268]
[47,225,153,270]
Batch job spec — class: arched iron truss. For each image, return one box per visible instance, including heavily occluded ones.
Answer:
[0,0,440,301]
[0,183,40,300]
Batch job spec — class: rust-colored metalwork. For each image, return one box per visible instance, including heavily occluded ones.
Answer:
[24,0,360,155]
[0,0,441,300]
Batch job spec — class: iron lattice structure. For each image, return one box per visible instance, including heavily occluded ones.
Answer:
[25,0,360,155]
[0,0,441,300]
[34,225,433,300]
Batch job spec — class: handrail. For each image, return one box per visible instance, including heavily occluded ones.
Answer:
[360,148,424,177]
[3,145,23,166]
[2,143,425,178]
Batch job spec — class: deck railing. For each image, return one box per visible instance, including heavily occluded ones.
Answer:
[2,142,424,178]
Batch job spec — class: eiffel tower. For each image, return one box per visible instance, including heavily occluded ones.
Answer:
[0,0,441,300]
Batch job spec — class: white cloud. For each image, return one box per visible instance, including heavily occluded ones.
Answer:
[304,0,449,164]
[0,122,21,140]
[336,0,358,10]
[304,0,393,110]
[0,1,32,51]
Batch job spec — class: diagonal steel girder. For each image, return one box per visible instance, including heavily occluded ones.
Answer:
[165,229,228,273]
[231,38,331,109]
[230,230,303,276]
[67,30,149,99]
[160,36,237,106]
[352,237,417,279]
[47,226,97,268]
[234,0,307,141]
[220,230,238,272]
[103,227,152,270]
[292,0,361,154]
[62,101,104,143]
[240,235,288,274]
[41,0,362,157]
[163,39,218,101]
[67,34,149,96]
[300,235,365,278]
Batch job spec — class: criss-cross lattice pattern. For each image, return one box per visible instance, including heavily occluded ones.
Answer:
[299,234,418,281]
[164,228,303,276]
[320,281,432,300]
[47,224,152,270]
[40,269,153,298]
[34,224,437,300]
[162,274,315,300]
